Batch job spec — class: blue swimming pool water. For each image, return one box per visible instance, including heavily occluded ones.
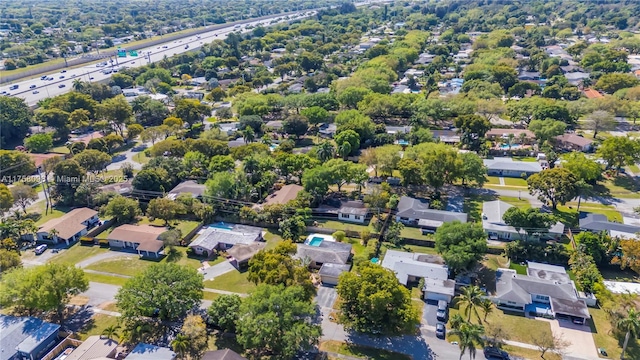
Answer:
[210,222,233,230]
[499,144,522,149]
[308,237,324,246]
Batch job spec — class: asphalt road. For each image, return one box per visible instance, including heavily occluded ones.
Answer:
[0,11,313,106]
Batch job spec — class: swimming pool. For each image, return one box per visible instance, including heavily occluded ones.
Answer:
[209,222,233,230]
[499,144,522,149]
[308,237,324,246]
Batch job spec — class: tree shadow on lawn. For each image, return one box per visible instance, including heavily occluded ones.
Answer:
[66,306,96,333]
[612,175,640,192]
[345,333,434,360]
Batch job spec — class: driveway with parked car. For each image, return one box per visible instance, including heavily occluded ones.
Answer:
[423,299,441,327]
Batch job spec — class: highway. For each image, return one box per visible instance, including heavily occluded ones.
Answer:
[0,11,313,106]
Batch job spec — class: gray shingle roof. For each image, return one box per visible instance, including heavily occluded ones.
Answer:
[526,262,571,284]
[126,343,176,360]
[167,180,206,199]
[0,315,61,360]
[296,241,352,265]
[495,269,578,305]
[319,263,352,277]
[550,297,590,319]
[189,224,263,252]
[396,196,467,223]
[483,158,542,173]
[579,213,640,235]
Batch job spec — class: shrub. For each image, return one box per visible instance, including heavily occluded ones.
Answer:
[98,239,109,247]
[333,231,346,242]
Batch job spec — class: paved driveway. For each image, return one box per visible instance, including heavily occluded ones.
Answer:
[549,319,599,359]
[315,286,338,309]
[423,300,440,327]
[200,261,234,280]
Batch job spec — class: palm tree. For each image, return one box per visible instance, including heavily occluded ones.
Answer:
[101,325,121,343]
[617,308,640,359]
[518,132,527,146]
[480,299,494,322]
[316,142,335,162]
[450,313,465,330]
[507,133,515,151]
[48,229,59,242]
[338,142,351,160]
[131,322,152,343]
[171,334,190,360]
[242,126,255,143]
[450,322,485,360]
[457,286,486,323]
[72,79,85,91]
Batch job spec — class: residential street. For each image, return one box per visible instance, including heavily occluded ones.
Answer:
[105,141,150,172]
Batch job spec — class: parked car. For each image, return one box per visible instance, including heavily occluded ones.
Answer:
[436,300,448,322]
[435,322,446,339]
[484,347,509,360]
[60,70,67,73]
[35,244,48,255]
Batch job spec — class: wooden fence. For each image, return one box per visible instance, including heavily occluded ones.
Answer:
[41,336,82,360]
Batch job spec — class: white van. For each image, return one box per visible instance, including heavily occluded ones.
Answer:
[35,244,48,255]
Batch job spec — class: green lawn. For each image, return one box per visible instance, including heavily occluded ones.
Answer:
[347,238,366,258]
[555,203,622,224]
[486,176,501,185]
[629,164,640,173]
[263,229,284,250]
[86,247,203,277]
[132,152,150,165]
[509,263,527,275]
[203,270,256,294]
[50,146,70,154]
[499,196,531,209]
[590,306,640,360]
[49,243,110,265]
[137,217,201,236]
[503,177,528,187]
[483,254,509,271]
[602,177,640,199]
[400,226,434,240]
[312,219,373,233]
[33,207,67,226]
[85,272,129,286]
[77,314,121,341]
[449,303,553,344]
[320,341,412,360]
[463,194,496,223]
[512,156,538,162]
[402,244,438,255]
[202,291,221,301]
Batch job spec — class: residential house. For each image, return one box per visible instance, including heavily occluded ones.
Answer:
[218,122,240,136]
[189,77,207,86]
[486,129,536,144]
[107,224,167,258]
[431,130,460,144]
[226,242,266,269]
[65,336,118,360]
[582,88,603,99]
[167,180,206,200]
[385,125,412,135]
[483,158,542,178]
[0,315,61,360]
[482,200,564,241]
[381,250,454,302]
[100,180,133,195]
[338,201,369,224]
[318,123,337,138]
[554,133,594,152]
[493,262,590,323]
[318,263,352,286]
[517,71,541,81]
[188,223,263,257]
[288,83,303,93]
[37,208,99,245]
[395,196,467,233]
[265,120,283,131]
[565,72,591,86]
[261,184,303,206]
[202,349,247,360]
[182,91,205,101]
[416,53,435,65]
[579,213,640,239]
[296,234,352,269]
[125,343,176,360]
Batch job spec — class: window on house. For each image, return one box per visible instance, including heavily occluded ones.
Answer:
[341,213,349,218]
[354,215,361,220]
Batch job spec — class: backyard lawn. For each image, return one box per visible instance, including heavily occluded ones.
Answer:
[31,204,68,226]
[132,151,150,165]
[499,196,531,209]
[203,270,256,294]
[85,272,129,286]
[589,306,640,360]
[263,229,284,250]
[312,219,373,233]
[320,341,412,360]
[77,314,121,340]
[400,226,434,240]
[509,263,527,275]
[49,243,109,265]
[137,217,201,235]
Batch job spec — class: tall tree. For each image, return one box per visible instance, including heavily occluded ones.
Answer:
[180,315,208,359]
[0,184,14,215]
[236,284,321,359]
[0,263,88,323]
[454,114,491,151]
[502,207,556,241]
[10,184,38,214]
[597,136,640,174]
[98,95,133,137]
[146,198,185,226]
[0,97,32,148]
[174,98,211,127]
[450,322,485,360]
[207,294,242,333]
[435,222,487,275]
[616,308,640,359]
[74,149,112,174]
[336,263,419,334]
[532,332,569,359]
[585,110,616,138]
[103,196,141,224]
[527,168,578,209]
[115,263,203,321]
[457,286,486,323]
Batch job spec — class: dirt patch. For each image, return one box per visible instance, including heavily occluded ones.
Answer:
[68,295,90,306]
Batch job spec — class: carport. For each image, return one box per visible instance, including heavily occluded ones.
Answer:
[550,297,590,323]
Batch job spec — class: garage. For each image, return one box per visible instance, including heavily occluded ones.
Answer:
[319,263,351,286]
[423,278,455,303]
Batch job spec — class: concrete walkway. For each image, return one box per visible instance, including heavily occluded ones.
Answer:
[499,177,506,186]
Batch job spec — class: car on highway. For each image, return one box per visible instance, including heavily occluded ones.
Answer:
[32,90,39,94]
[9,84,19,90]
[71,74,77,77]
[59,75,65,79]
[90,77,95,80]
[185,45,189,49]
[58,84,66,88]
[131,61,136,64]
[61,70,67,73]
[0,91,6,95]
[41,75,47,80]
[30,84,36,89]
[162,45,168,49]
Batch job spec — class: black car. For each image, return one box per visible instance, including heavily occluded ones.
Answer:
[58,84,66,88]
[435,322,446,339]
[484,347,509,360]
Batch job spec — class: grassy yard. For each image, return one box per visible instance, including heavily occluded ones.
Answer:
[85,272,129,286]
[512,156,538,162]
[31,204,68,226]
[400,226,434,240]
[402,244,438,255]
[136,217,201,235]
[509,263,527,275]
[347,238,366,258]
[589,306,640,360]
[449,303,553,344]
[463,194,497,223]
[86,247,203,276]
[602,177,640,199]
[50,146,70,154]
[312,219,373,233]
[499,196,531,209]
[483,254,509,271]
[263,229,284,250]
[503,177,528,187]
[132,151,150,165]
[202,291,221,301]
[486,176,501,185]
[320,341,412,360]
[203,270,256,294]
[76,314,121,341]
[629,164,640,173]
[502,345,561,360]
[49,243,110,265]
[555,203,622,224]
